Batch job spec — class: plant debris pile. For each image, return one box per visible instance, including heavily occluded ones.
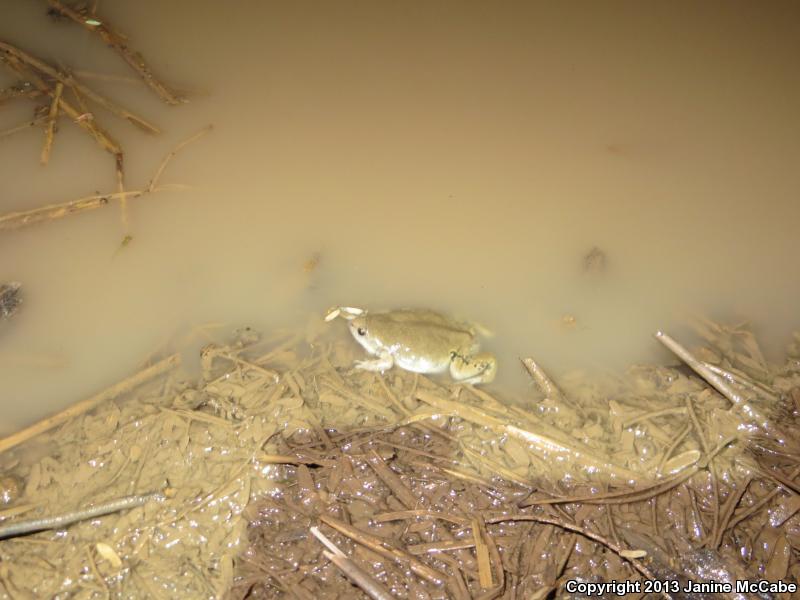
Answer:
[0,319,799,598]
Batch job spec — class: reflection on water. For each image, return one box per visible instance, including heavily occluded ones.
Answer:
[1,0,799,433]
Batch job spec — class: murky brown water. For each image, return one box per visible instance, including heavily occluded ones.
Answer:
[2,0,800,434]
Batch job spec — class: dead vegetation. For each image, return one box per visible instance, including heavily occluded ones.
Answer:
[0,1,201,236]
[0,317,798,598]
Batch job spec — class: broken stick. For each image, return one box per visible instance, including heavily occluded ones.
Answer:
[46,0,184,105]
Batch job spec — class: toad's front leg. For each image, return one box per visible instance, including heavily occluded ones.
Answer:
[354,351,394,373]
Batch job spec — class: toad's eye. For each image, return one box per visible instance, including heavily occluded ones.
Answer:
[357,327,367,336]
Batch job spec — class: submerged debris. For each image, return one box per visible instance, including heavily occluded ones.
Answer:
[0,282,22,320]
[583,246,607,274]
[0,319,798,597]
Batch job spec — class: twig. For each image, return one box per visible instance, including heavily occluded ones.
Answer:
[656,422,691,475]
[148,125,212,192]
[520,357,563,401]
[756,465,800,496]
[0,126,208,231]
[472,517,493,588]
[116,152,127,229]
[373,510,470,527]
[0,40,160,133]
[485,514,663,592]
[0,116,48,139]
[310,526,394,600]
[46,0,183,105]
[622,407,686,428]
[0,190,143,230]
[523,437,735,507]
[0,353,180,454]
[713,477,751,549]
[2,53,121,155]
[366,449,419,509]
[654,331,770,428]
[319,514,446,585]
[0,491,164,540]
[416,390,639,481]
[0,83,44,102]
[40,81,63,165]
[726,465,800,532]
[703,362,779,401]
[684,396,720,546]
[72,70,144,86]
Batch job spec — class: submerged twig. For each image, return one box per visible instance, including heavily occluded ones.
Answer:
[0,83,44,102]
[703,362,779,401]
[520,357,564,401]
[713,477,751,549]
[2,53,121,155]
[727,465,800,532]
[486,514,662,592]
[654,331,770,429]
[39,80,63,165]
[0,125,209,231]
[0,190,143,231]
[0,116,48,139]
[319,514,446,585]
[416,390,638,481]
[46,0,184,105]
[365,449,419,509]
[310,526,394,600]
[0,491,164,540]
[0,40,160,133]
[0,353,180,454]
[148,124,212,192]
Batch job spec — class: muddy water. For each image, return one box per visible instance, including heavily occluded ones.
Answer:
[1,0,799,434]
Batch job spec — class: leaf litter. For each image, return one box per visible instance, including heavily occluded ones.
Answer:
[0,316,799,598]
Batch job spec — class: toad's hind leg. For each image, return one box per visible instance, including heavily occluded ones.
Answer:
[354,352,394,373]
[449,352,497,384]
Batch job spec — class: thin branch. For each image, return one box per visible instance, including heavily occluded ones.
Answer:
[0,40,160,133]
[0,116,48,139]
[0,491,164,540]
[0,353,180,454]
[0,190,143,231]
[0,125,209,231]
[654,331,770,428]
[2,53,121,155]
[486,514,663,593]
[520,357,564,401]
[310,527,394,600]
[319,514,446,585]
[148,124,212,192]
[46,0,184,105]
[39,80,63,165]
